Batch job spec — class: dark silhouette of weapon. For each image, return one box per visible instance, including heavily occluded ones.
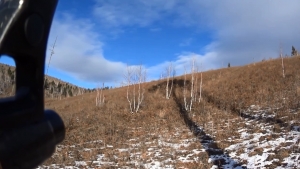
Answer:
[0,0,65,168]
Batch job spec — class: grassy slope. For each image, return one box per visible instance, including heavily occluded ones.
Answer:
[41,56,300,168]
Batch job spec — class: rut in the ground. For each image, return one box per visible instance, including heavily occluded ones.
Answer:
[171,90,245,169]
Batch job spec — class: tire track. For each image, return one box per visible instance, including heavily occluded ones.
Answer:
[172,91,246,169]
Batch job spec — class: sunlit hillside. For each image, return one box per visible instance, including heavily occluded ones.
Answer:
[0,63,91,99]
[36,55,300,168]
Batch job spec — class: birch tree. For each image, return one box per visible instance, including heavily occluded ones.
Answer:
[166,62,175,99]
[59,86,63,100]
[124,64,146,113]
[281,46,285,78]
[189,57,196,111]
[183,67,188,111]
[96,82,105,106]
[183,57,196,112]
[199,61,203,103]
[194,66,198,102]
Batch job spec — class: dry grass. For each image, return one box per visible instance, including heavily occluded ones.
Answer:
[201,56,300,122]
[42,79,211,168]
[38,56,300,168]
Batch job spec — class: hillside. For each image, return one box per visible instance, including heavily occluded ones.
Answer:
[0,63,91,99]
[39,56,300,168]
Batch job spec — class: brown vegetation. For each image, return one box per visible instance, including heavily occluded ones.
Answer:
[38,55,300,168]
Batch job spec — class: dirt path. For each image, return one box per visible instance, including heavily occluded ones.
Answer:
[172,90,246,169]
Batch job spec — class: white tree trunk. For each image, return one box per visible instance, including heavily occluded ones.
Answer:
[166,62,174,99]
[281,52,285,78]
[135,65,145,113]
[280,43,285,78]
[124,64,146,113]
[194,66,198,102]
[167,70,174,99]
[96,82,105,106]
[199,61,203,103]
[125,64,134,113]
[189,57,196,112]
[184,68,188,111]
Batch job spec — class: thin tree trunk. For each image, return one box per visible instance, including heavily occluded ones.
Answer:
[199,61,203,103]
[184,68,188,111]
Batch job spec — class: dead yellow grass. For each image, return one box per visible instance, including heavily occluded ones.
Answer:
[40,56,300,167]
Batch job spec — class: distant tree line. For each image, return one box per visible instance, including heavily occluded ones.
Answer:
[44,78,92,99]
[44,78,113,99]
[0,63,115,99]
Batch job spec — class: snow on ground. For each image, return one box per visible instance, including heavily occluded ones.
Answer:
[38,105,300,168]
[223,105,300,168]
[38,127,209,169]
[187,124,244,169]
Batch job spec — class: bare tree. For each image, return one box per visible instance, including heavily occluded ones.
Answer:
[51,85,54,99]
[46,36,57,77]
[45,36,57,96]
[189,57,196,111]
[136,64,146,112]
[183,57,196,112]
[166,62,175,99]
[199,61,203,103]
[194,66,198,102]
[183,67,188,111]
[96,82,105,106]
[77,87,84,96]
[124,64,133,113]
[281,45,285,78]
[124,64,146,113]
[59,87,62,100]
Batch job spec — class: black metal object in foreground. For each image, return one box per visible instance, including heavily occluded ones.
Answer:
[0,0,65,168]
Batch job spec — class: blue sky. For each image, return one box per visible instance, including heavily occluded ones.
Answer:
[1,0,300,89]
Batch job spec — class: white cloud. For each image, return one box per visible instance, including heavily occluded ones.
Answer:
[47,13,127,83]
[174,0,300,66]
[179,38,193,47]
[93,0,177,27]
[147,51,218,81]
[47,0,300,85]
[92,0,300,71]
